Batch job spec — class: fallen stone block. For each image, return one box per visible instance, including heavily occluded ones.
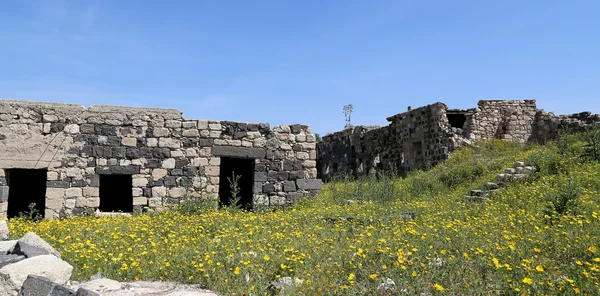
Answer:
[17,274,55,296]
[0,254,73,291]
[0,255,25,269]
[0,240,17,255]
[17,233,61,258]
[514,161,525,168]
[19,274,76,296]
[505,168,516,174]
[75,287,100,296]
[11,242,51,258]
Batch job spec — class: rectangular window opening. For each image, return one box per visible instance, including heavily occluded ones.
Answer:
[6,169,47,219]
[218,157,254,210]
[447,112,467,129]
[99,175,133,212]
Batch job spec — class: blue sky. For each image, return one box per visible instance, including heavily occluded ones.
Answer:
[1,0,599,135]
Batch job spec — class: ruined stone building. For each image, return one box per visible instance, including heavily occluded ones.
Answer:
[317,100,600,181]
[0,100,322,219]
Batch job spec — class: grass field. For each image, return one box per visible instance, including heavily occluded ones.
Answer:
[9,134,600,295]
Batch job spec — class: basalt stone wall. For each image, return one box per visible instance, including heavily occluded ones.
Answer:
[318,102,466,180]
[317,125,388,181]
[317,100,599,182]
[0,100,321,219]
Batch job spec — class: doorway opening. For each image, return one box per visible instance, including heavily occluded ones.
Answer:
[99,175,133,212]
[6,169,47,219]
[218,157,254,210]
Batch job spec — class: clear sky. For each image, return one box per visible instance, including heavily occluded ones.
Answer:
[1,0,599,135]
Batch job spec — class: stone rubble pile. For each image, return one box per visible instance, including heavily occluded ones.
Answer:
[0,222,218,296]
[464,161,536,202]
[0,226,92,296]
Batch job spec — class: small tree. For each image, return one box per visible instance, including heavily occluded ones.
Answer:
[343,104,354,129]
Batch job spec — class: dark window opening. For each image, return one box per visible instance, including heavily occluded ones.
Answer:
[412,141,423,168]
[219,157,254,210]
[447,113,467,129]
[6,169,47,219]
[99,175,133,212]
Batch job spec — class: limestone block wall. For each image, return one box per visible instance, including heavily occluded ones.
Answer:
[0,100,321,219]
[464,100,537,143]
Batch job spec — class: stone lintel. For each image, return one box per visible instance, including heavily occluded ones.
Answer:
[212,146,266,159]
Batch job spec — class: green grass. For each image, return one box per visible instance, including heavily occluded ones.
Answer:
[9,135,600,295]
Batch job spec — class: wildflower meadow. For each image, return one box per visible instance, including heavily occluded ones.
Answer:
[9,135,600,295]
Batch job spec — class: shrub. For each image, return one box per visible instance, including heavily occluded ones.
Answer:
[581,125,600,162]
[526,148,567,176]
[543,177,581,224]
[17,203,43,222]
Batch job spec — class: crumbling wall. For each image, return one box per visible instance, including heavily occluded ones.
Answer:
[317,126,388,181]
[533,111,600,143]
[317,99,599,182]
[464,100,537,143]
[0,100,321,218]
[318,102,466,180]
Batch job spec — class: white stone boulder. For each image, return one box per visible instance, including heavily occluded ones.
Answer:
[17,232,61,258]
[0,240,17,255]
[0,254,73,293]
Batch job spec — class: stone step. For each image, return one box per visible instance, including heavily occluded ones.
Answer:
[513,174,526,180]
[505,168,517,174]
[484,182,499,190]
[523,166,536,174]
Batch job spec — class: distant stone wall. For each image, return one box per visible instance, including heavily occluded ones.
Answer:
[0,100,321,218]
[317,100,599,181]
[464,100,537,143]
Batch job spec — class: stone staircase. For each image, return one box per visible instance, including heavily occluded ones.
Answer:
[464,161,536,202]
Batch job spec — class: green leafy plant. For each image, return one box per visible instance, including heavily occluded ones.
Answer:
[227,172,243,210]
[581,125,600,162]
[543,177,581,224]
[18,202,43,222]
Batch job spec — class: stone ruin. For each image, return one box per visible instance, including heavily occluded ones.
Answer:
[0,100,322,219]
[317,99,600,181]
